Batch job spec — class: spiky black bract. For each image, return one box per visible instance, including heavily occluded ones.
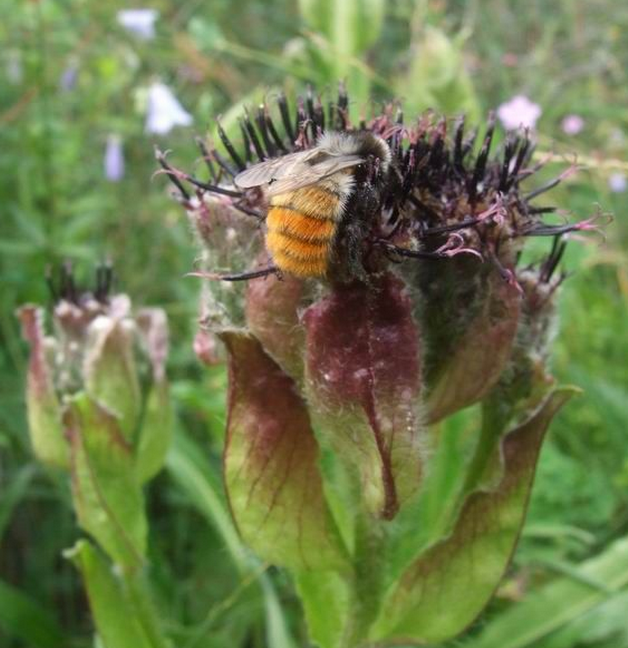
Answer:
[159,83,587,278]
[158,83,598,379]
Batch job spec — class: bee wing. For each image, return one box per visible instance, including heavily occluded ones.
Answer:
[234,152,365,195]
[234,149,322,189]
[266,156,364,195]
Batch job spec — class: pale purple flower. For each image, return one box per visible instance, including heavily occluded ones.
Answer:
[6,50,23,84]
[59,62,79,92]
[608,173,627,193]
[561,115,584,136]
[104,135,125,182]
[145,82,193,135]
[117,9,159,40]
[497,95,542,131]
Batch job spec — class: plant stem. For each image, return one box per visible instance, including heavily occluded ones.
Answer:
[340,508,387,648]
[461,397,513,498]
[124,569,171,648]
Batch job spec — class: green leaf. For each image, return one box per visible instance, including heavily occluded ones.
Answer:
[298,0,385,56]
[221,332,349,573]
[65,540,152,648]
[298,0,334,37]
[166,429,247,572]
[295,571,352,648]
[84,317,142,443]
[167,429,297,648]
[261,577,299,648]
[136,380,173,483]
[397,25,480,123]
[384,408,480,578]
[189,19,325,83]
[0,578,67,648]
[65,393,147,569]
[0,464,37,542]
[540,590,628,648]
[370,387,574,644]
[463,539,628,648]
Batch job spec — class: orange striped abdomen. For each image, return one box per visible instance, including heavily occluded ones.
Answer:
[266,185,343,278]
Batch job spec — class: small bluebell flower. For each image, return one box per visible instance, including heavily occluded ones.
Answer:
[59,61,79,92]
[104,135,125,182]
[6,50,23,85]
[145,82,193,135]
[117,9,159,41]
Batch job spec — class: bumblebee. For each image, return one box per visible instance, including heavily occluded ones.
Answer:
[230,131,392,280]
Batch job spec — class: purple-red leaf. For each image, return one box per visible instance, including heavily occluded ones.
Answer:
[427,275,521,423]
[303,273,424,520]
[18,306,68,469]
[221,332,348,572]
[245,274,306,381]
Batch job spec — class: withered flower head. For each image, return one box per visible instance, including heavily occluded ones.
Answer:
[158,85,598,645]
[18,264,172,570]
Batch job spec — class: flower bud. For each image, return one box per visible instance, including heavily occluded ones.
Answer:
[18,306,67,468]
[18,265,172,566]
[83,297,141,443]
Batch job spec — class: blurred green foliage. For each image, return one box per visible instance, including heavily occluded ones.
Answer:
[1,0,627,646]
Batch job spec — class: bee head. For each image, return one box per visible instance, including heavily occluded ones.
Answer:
[316,131,392,181]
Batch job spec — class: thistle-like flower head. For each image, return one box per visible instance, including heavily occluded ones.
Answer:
[157,84,596,645]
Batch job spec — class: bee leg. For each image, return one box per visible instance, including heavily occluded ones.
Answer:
[188,266,280,282]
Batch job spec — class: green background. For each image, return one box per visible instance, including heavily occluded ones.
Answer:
[1,0,627,646]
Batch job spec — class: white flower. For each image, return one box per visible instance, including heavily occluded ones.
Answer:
[104,135,125,182]
[497,95,542,131]
[117,9,159,41]
[145,82,193,135]
[608,173,627,193]
[561,114,584,136]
